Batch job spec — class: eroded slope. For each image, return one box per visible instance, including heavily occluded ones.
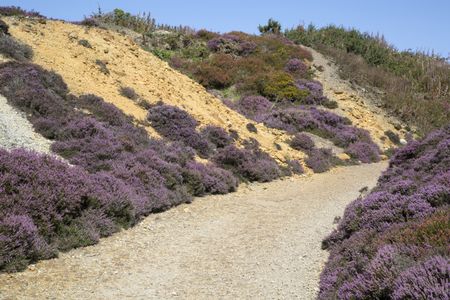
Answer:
[5,18,305,163]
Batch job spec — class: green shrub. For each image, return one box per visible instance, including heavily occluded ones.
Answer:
[152,49,172,60]
[261,72,309,102]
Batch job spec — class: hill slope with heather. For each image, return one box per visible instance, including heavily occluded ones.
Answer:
[0,7,448,299]
[4,17,306,163]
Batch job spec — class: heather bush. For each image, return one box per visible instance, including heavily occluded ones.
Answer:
[318,127,450,298]
[393,256,449,299]
[0,149,140,272]
[95,59,109,75]
[119,86,138,100]
[200,125,233,149]
[290,133,315,151]
[195,29,219,41]
[0,19,8,35]
[285,159,305,175]
[305,148,334,173]
[285,58,308,77]
[234,97,379,165]
[0,34,33,61]
[147,103,212,157]
[192,54,235,89]
[236,95,272,122]
[78,39,92,49]
[345,141,381,163]
[213,145,281,182]
[0,214,54,272]
[295,79,331,106]
[246,123,258,133]
[183,162,238,195]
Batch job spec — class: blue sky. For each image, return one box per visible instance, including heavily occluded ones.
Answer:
[2,0,449,57]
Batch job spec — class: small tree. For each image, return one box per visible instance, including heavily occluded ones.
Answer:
[258,18,282,35]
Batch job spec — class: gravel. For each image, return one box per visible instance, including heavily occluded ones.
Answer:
[0,162,387,300]
[0,94,52,153]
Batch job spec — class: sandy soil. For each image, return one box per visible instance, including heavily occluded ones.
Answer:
[0,162,387,300]
[306,47,405,151]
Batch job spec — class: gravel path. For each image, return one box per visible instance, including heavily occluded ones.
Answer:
[0,94,52,153]
[0,162,387,300]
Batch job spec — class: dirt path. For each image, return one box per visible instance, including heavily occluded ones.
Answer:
[306,47,405,151]
[0,162,386,300]
[0,95,52,154]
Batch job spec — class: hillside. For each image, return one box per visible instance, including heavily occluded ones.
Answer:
[4,17,306,163]
[0,7,448,299]
[0,12,403,272]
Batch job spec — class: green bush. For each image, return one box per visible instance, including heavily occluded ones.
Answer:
[152,49,172,60]
[261,72,309,102]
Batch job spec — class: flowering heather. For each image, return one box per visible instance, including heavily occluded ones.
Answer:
[285,159,305,175]
[236,96,272,122]
[290,133,315,151]
[318,127,450,299]
[345,141,381,163]
[239,104,381,165]
[147,103,212,157]
[200,125,234,149]
[183,162,238,195]
[295,79,332,106]
[0,62,287,270]
[207,34,256,56]
[0,149,138,272]
[285,58,308,77]
[0,34,33,61]
[393,256,449,299]
[213,145,281,182]
[305,148,334,173]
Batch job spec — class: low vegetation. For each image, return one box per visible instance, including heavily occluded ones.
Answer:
[79,11,380,167]
[1,11,447,294]
[0,20,33,61]
[319,127,450,299]
[286,25,450,134]
[0,61,283,271]
[228,95,380,164]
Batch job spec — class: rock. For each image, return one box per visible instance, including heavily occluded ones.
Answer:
[68,32,78,40]
[337,153,351,161]
[399,138,407,145]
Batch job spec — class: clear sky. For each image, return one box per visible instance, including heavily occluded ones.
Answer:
[2,0,449,57]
